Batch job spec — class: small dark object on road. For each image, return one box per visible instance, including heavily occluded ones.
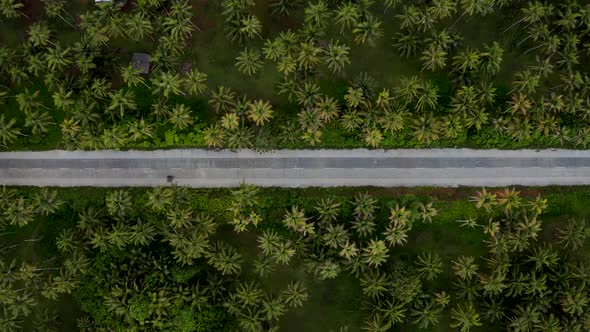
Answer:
[167,175,174,183]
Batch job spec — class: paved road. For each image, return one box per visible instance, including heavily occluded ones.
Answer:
[1,149,590,187]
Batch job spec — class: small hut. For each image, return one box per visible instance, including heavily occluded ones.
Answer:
[131,53,151,75]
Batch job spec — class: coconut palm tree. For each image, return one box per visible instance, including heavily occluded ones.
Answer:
[203,125,226,148]
[411,299,442,329]
[322,224,349,249]
[166,206,193,229]
[338,240,359,261]
[362,313,390,332]
[106,90,137,120]
[55,228,78,253]
[556,219,588,250]
[324,40,351,74]
[314,96,340,123]
[503,1,553,32]
[105,190,132,220]
[421,45,447,71]
[344,87,365,109]
[128,118,153,142]
[263,38,287,62]
[59,118,80,139]
[107,222,131,249]
[362,239,389,268]
[226,126,254,149]
[416,252,443,280]
[450,302,482,332]
[3,197,35,226]
[497,187,522,213]
[146,186,173,212]
[271,240,296,265]
[360,270,390,299]
[297,42,322,73]
[395,75,421,103]
[353,192,378,221]
[45,43,71,72]
[334,2,360,34]
[238,14,262,40]
[429,0,457,20]
[120,65,147,89]
[261,296,286,324]
[25,53,44,77]
[42,0,75,28]
[363,128,383,147]
[297,107,324,132]
[27,22,53,48]
[210,86,236,113]
[508,304,541,332]
[184,68,208,96]
[129,219,156,246]
[235,48,263,76]
[315,197,341,224]
[304,0,329,28]
[270,0,302,16]
[151,71,184,97]
[168,104,194,130]
[353,16,383,47]
[125,11,154,41]
[282,281,308,308]
[452,256,478,280]
[295,81,321,109]
[470,188,497,212]
[418,202,438,223]
[412,116,440,144]
[283,206,313,236]
[453,0,495,27]
[246,100,273,126]
[416,81,439,112]
[0,0,24,19]
[221,113,240,130]
[236,281,263,308]
[393,33,420,58]
[34,188,62,216]
[207,241,242,275]
[512,69,541,95]
[377,299,406,327]
[51,86,74,111]
[0,114,20,147]
[257,229,279,256]
[452,48,481,75]
[384,223,408,247]
[24,109,53,135]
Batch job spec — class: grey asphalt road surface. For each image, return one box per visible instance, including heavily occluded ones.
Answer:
[1,149,590,187]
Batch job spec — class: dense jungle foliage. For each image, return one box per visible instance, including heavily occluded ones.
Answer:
[1,185,590,331]
[0,0,589,150]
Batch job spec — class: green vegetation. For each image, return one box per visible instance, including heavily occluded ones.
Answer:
[0,0,589,150]
[2,185,590,331]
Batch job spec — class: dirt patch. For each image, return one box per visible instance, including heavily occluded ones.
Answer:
[22,0,44,22]
[191,0,216,32]
[192,0,209,10]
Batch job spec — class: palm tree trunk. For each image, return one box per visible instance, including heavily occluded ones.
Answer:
[33,267,61,271]
[20,12,31,20]
[523,44,543,55]
[503,17,526,32]
[57,13,77,29]
[450,11,468,29]
[24,238,42,242]
[516,35,531,48]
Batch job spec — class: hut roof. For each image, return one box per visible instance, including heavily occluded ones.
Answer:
[131,53,151,75]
